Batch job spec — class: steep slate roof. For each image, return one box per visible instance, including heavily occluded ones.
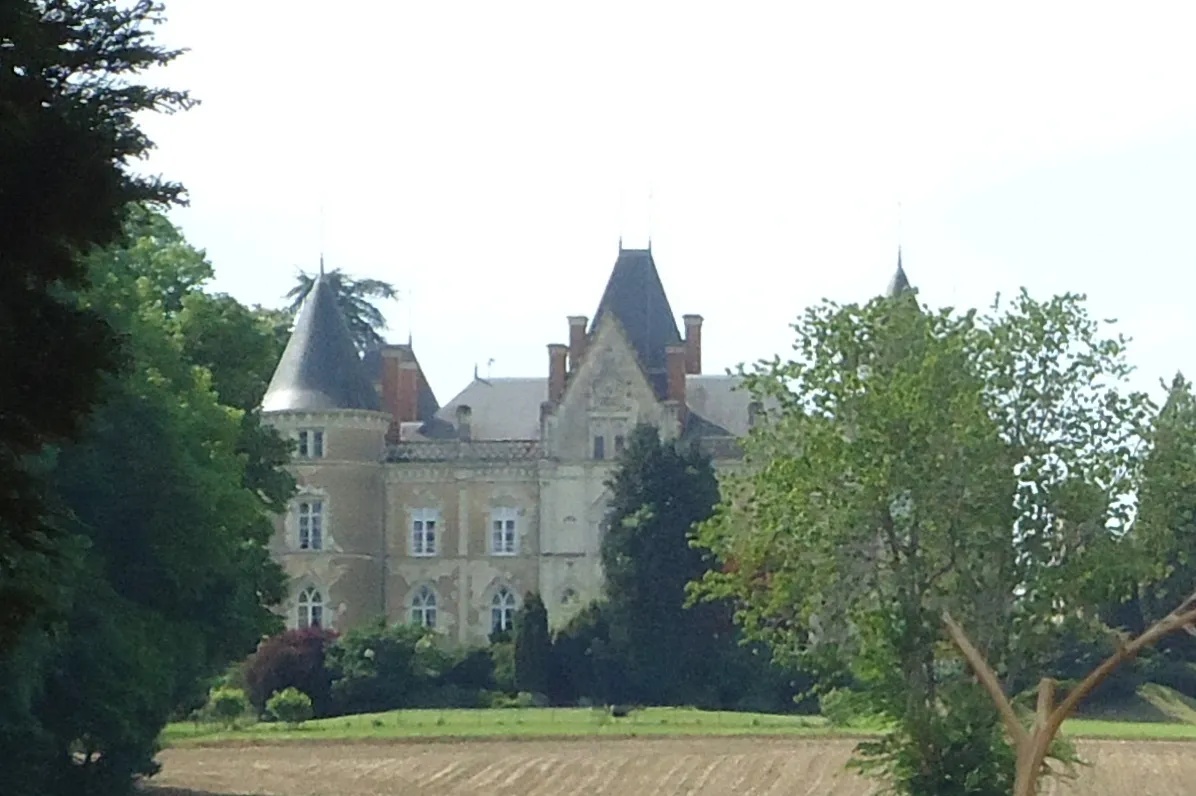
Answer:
[261,275,381,413]
[887,248,912,297]
[431,374,753,442]
[436,378,549,440]
[589,247,682,397]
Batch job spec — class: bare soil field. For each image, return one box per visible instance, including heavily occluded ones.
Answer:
[149,736,1196,796]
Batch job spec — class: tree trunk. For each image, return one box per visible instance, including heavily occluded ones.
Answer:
[944,589,1196,795]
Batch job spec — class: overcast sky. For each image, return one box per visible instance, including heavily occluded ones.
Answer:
[139,1,1196,405]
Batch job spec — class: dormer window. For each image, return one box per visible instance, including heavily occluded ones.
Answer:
[297,428,325,459]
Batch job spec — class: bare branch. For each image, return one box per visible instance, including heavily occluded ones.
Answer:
[942,610,1028,748]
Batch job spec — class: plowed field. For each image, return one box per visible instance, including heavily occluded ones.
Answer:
[150,737,1196,795]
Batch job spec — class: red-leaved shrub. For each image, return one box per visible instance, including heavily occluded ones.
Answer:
[243,627,339,717]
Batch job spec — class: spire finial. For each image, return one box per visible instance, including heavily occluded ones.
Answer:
[618,235,623,251]
[647,184,654,252]
[319,253,325,277]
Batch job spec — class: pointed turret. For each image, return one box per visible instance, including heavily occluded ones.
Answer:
[261,275,381,413]
[590,247,682,393]
[887,248,912,297]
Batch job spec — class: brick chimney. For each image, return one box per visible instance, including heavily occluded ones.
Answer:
[683,314,703,375]
[548,344,568,404]
[666,344,688,422]
[568,316,588,373]
[380,346,420,424]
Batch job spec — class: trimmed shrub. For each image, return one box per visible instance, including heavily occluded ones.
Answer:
[207,687,249,729]
[266,687,314,728]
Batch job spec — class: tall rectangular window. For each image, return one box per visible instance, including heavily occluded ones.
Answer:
[490,508,518,556]
[614,434,626,455]
[410,508,439,556]
[297,500,323,550]
[593,435,605,460]
[297,429,325,459]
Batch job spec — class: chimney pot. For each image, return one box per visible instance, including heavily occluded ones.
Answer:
[666,344,688,423]
[548,344,568,404]
[455,404,472,441]
[568,316,588,373]
[683,314,703,375]
[748,400,763,429]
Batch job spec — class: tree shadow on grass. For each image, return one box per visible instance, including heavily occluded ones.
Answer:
[142,788,258,796]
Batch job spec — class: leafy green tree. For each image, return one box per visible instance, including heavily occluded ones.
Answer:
[0,0,191,655]
[693,290,1153,796]
[513,592,554,696]
[327,620,451,713]
[285,267,398,353]
[601,424,722,705]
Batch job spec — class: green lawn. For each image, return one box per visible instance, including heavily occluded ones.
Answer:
[161,704,1196,746]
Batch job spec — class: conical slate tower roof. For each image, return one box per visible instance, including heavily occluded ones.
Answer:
[589,247,682,379]
[887,248,912,297]
[261,275,381,413]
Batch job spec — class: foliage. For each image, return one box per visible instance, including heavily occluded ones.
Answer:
[693,288,1152,795]
[0,203,292,795]
[490,640,517,695]
[552,601,616,705]
[514,592,554,697]
[285,267,398,353]
[0,0,192,660]
[207,688,249,730]
[327,619,453,714]
[601,424,723,705]
[266,688,314,728]
[243,628,339,718]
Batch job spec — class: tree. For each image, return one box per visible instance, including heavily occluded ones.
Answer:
[693,289,1153,795]
[266,687,314,728]
[601,424,723,705]
[327,619,451,714]
[513,592,554,696]
[0,0,191,654]
[285,267,398,353]
[0,208,293,795]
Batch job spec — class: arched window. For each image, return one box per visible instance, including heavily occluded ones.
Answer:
[410,585,437,629]
[491,588,517,634]
[297,587,324,629]
[561,588,580,607]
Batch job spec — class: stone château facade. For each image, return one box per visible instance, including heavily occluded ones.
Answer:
[260,244,910,644]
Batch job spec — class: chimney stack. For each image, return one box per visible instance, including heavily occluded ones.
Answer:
[748,400,763,429]
[666,344,688,423]
[683,315,703,375]
[568,316,588,373]
[380,346,420,425]
[548,344,568,404]
[455,404,472,441]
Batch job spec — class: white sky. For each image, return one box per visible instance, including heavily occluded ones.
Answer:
[139,1,1196,406]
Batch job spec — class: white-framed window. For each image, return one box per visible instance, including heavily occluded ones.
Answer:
[489,507,518,556]
[297,587,324,629]
[491,587,518,634]
[614,434,626,455]
[593,435,606,460]
[410,585,437,629]
[297,499,324,550]
[410,508,439,557]
[297,428,325,459]
[561,587,579,606]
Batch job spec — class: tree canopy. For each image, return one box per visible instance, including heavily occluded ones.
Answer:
[0,208,293,796]
[693,289,1157,795]
[0,0,194,653]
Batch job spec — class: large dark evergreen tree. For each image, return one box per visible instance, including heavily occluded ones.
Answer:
[0,0,192,654]
[513,592,554,696]
[600,424,723,705]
